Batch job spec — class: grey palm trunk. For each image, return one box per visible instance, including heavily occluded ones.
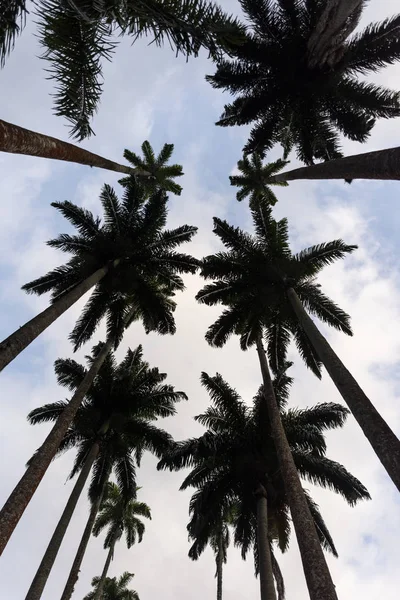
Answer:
[60,473,110,600]
[255,335,338,600]
[269,146,400,183]
[216,535,224,600]
[255,485,277,600]
[25,443,100,600]
[0,119,149,176]
[0,339,113,555]
[93,529,120,600]
[287,287,400,492]
[0,260,120,372]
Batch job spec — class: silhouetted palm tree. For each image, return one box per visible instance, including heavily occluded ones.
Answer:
[83,572,139,600]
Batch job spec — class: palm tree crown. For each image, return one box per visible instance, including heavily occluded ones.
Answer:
[0,0,245,139]
[84,572,139,600]
[28,344,186,499]
[93,482,151,552]
[23,160,198,351]
[196,197,356,378]
[229,153,289,205]
[159,370,370,582]
[207,0,400,163]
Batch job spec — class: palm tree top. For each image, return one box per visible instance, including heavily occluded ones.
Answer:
[22,165,199,350]
[159,370,370,560]
[229,153,289,205]
[28,343,187,500]
[196,197,356,377]
[93,482,151,550]
[84,572,139,600]
[207,0,400,163]
[1,1,245,139]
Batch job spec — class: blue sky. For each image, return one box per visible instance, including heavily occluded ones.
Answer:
[0,1,400,599]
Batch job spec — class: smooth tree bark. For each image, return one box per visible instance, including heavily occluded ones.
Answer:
[268,146,400,183]
[92,529,120,600]
[216,534,224,600]
[287,287,400,492]
[60,476,109,600]
[0,260,120,373]
[0,339,113,555]
[307,0,364,67]
[255,335,338,600]
[255,485,277,600]
[25,443,100,600]
[0,119,149,176]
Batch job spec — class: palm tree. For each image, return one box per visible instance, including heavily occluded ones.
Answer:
[0,180,197,555]
[268,145,400,183]
[83,572,139,600]
[159,370,370,600]
[0,1,244,140]
[90,482,151,600]
[24,344,184,600]
[196,198,400,492]
[207,0,400,164]
[188,502,237,600]
[0,143,190,372]
[229,153,288,206]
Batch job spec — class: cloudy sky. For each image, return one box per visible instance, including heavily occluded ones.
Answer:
[1,1,400,599]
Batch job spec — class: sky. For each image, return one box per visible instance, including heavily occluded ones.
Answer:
[0,1,400,599]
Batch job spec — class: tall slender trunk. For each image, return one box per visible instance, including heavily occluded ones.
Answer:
[255,335,338,600]
[255,485,277,600]
[307,0,364,67]
[0,119,149,176]
[93,534,118,600]
[0,340,113,555]
[25,443,100,600]
[269,146,400,183]
[0,261,119,373]
[216,536,223,600]
[287,287,400,492]
[60,472,110,600]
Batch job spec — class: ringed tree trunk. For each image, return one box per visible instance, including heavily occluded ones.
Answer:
[307,0,365,67]
[25,443,100,600]
[60,470,110,600]
[268,146,400,183]
[93,530,120,600]
[255,335,338,600]
[0,119,149,176]
[0,339,114,555]
[255,484,277,600]
[216,535,224,600]
[0,260,120,373]
[287,287,400,492]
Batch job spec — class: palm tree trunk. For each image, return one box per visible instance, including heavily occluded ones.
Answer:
[307,0,364,67]
[93,535,118,600]
[269,146,400,183]
[60,473,110,600]
[0,260,120,372]
[255,335,338,600]
[25,442,100,600]
[0,119,149,176]
[255,485,277,600]
[287,287,400,491]
[0,340,113,555]
[216,537,223,600]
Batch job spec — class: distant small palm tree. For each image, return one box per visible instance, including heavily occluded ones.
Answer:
[91,483,151,600]
[229,154,288,206]
[83,572,139,600]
